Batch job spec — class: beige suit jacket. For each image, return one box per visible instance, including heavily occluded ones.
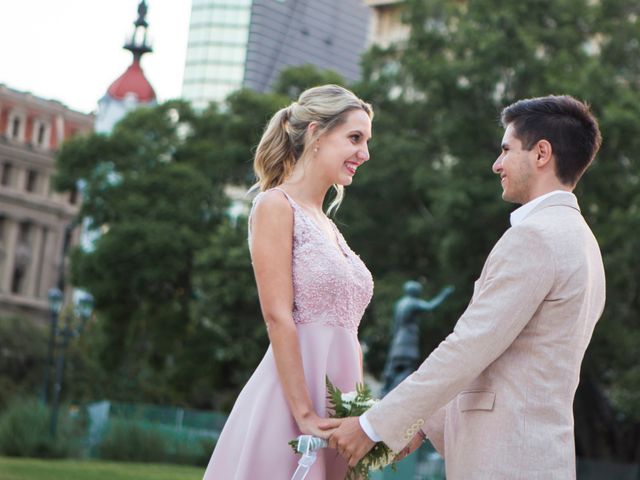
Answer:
[367,194,606,479]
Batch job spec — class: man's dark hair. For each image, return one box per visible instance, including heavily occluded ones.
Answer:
[501,95,602,185]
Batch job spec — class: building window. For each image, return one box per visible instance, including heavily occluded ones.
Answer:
[18,222,31,245]
[12,222,32,295]
[32,120,51,150]
[11,265,25,294]
[11,117,21,138]
[25,170,39,193]
[1,163,13,187]
[7,112,25,142]
[69,186,79,205]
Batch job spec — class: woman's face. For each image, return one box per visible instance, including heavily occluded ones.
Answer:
[314,109,372,187]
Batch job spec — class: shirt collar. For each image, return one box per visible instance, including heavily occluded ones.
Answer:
[510,190,575,227]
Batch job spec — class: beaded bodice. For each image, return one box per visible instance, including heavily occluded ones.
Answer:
[250,188,373,333]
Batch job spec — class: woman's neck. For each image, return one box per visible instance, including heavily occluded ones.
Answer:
[279,179,330,212]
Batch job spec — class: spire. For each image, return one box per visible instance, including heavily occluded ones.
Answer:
[95,0,156,133]
[124,1,152,62]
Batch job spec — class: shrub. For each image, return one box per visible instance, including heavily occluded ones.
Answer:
[0,398,76,458]
[0,317,47,409]
[98,419,168,463]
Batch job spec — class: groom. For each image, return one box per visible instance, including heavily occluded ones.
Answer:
[324,95,605,479]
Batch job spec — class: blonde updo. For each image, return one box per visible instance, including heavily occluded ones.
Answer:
[253,84,373,213]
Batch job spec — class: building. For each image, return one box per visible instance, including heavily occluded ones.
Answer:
[365,0,409,48]
[0,85,93,322]
[182,0,372,109]
[95,0,156,134]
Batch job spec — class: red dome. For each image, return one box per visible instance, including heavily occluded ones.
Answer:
[107,60,156,102]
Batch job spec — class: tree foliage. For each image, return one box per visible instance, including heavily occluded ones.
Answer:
[52,6,640,459]
[337,0,640,461]
[53,67,348,408]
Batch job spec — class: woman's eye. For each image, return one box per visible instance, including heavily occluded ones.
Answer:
[350,135,360,142]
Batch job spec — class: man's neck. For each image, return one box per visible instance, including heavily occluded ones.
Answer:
[524,183,572,204]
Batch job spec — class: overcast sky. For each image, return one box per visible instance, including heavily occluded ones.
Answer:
[0,0,192,114]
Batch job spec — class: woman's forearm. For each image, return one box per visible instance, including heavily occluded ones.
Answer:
[266,315,315,425]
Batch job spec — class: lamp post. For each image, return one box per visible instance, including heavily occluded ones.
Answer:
[43,288,63,404]
[48,291,94,437]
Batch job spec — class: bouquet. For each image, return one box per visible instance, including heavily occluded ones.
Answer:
[289,378,396,480]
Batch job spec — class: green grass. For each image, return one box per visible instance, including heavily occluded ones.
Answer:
[0,457,204,480]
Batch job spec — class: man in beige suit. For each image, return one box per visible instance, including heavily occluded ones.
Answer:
[325,95,605,479]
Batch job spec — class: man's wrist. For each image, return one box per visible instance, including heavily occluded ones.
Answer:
[359,413,382,442]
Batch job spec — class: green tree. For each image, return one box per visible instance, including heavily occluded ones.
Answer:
[54,65,348,408]
[340,0,639,461]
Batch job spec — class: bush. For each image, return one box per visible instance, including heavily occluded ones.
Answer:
[0,317,48,409]
[170,433,214,466]
[97,418,215,466]
[0,398,76,458]
[98,419,168,463]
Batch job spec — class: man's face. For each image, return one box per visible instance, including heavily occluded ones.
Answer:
[492,124,536,204]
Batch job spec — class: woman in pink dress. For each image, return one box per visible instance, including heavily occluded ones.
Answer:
[203,85,374,480]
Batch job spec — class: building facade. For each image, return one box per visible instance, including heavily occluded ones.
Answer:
[0,85,93,322]
[182,0,371,109]
[364,0,409,48]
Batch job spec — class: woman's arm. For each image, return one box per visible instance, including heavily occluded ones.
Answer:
[249,191,328,437]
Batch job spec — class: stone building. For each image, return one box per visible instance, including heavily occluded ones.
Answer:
[364,0,409,48]
[0,85,93,322]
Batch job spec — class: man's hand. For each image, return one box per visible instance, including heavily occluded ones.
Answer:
[320,417,375,467]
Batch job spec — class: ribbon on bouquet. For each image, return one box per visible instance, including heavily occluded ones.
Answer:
[291,435,328,480]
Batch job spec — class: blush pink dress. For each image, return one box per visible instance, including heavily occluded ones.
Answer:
[203,187,374,480]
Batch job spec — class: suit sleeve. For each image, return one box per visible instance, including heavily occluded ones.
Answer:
[367,225,556,453]
[423,405,446,456]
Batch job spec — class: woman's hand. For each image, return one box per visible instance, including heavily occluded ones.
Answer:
[297,411,337,439]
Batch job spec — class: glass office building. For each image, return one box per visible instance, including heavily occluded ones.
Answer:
[182,0,371,109]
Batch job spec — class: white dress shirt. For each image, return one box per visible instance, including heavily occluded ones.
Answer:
[359,189,575,443]
[509,190,574,226]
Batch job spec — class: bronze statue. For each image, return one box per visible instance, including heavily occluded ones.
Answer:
[382,281,454,396]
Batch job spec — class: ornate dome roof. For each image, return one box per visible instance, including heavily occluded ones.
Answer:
[106,60,156,103]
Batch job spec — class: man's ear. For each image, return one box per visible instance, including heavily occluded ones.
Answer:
[535,139,553,167]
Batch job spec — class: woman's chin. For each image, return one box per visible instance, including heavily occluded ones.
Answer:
[337,175,354,186]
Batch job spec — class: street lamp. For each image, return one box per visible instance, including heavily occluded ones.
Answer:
[47,290,94,437]
[43,288,64,404]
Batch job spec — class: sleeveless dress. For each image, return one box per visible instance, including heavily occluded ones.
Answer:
[203,187,374,480]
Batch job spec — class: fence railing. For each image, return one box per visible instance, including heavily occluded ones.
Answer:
[77,401,639,478]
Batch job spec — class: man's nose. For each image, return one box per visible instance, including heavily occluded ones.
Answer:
[492,156,503,174]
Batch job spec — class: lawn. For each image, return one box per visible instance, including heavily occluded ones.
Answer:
[0,457,204,480]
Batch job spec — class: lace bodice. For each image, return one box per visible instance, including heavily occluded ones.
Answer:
[250,188,373,333]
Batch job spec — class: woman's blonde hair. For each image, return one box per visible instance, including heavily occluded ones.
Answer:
[253,84,373,214]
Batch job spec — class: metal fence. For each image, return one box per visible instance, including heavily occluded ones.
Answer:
[80,400,224,463]
[77,401,639,477]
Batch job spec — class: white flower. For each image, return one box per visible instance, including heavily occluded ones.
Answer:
[354,398,377,409]
[341,391,358,403]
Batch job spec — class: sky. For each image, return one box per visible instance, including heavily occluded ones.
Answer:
[0,0,192,114]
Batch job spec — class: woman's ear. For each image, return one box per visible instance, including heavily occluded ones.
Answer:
[307,121,318,136]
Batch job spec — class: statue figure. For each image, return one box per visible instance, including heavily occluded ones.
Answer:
[382,281,454,396]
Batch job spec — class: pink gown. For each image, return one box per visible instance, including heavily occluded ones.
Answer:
[203,187,374,480]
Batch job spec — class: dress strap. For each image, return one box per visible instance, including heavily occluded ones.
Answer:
[248,187,297,239]
[270,187,299,209]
